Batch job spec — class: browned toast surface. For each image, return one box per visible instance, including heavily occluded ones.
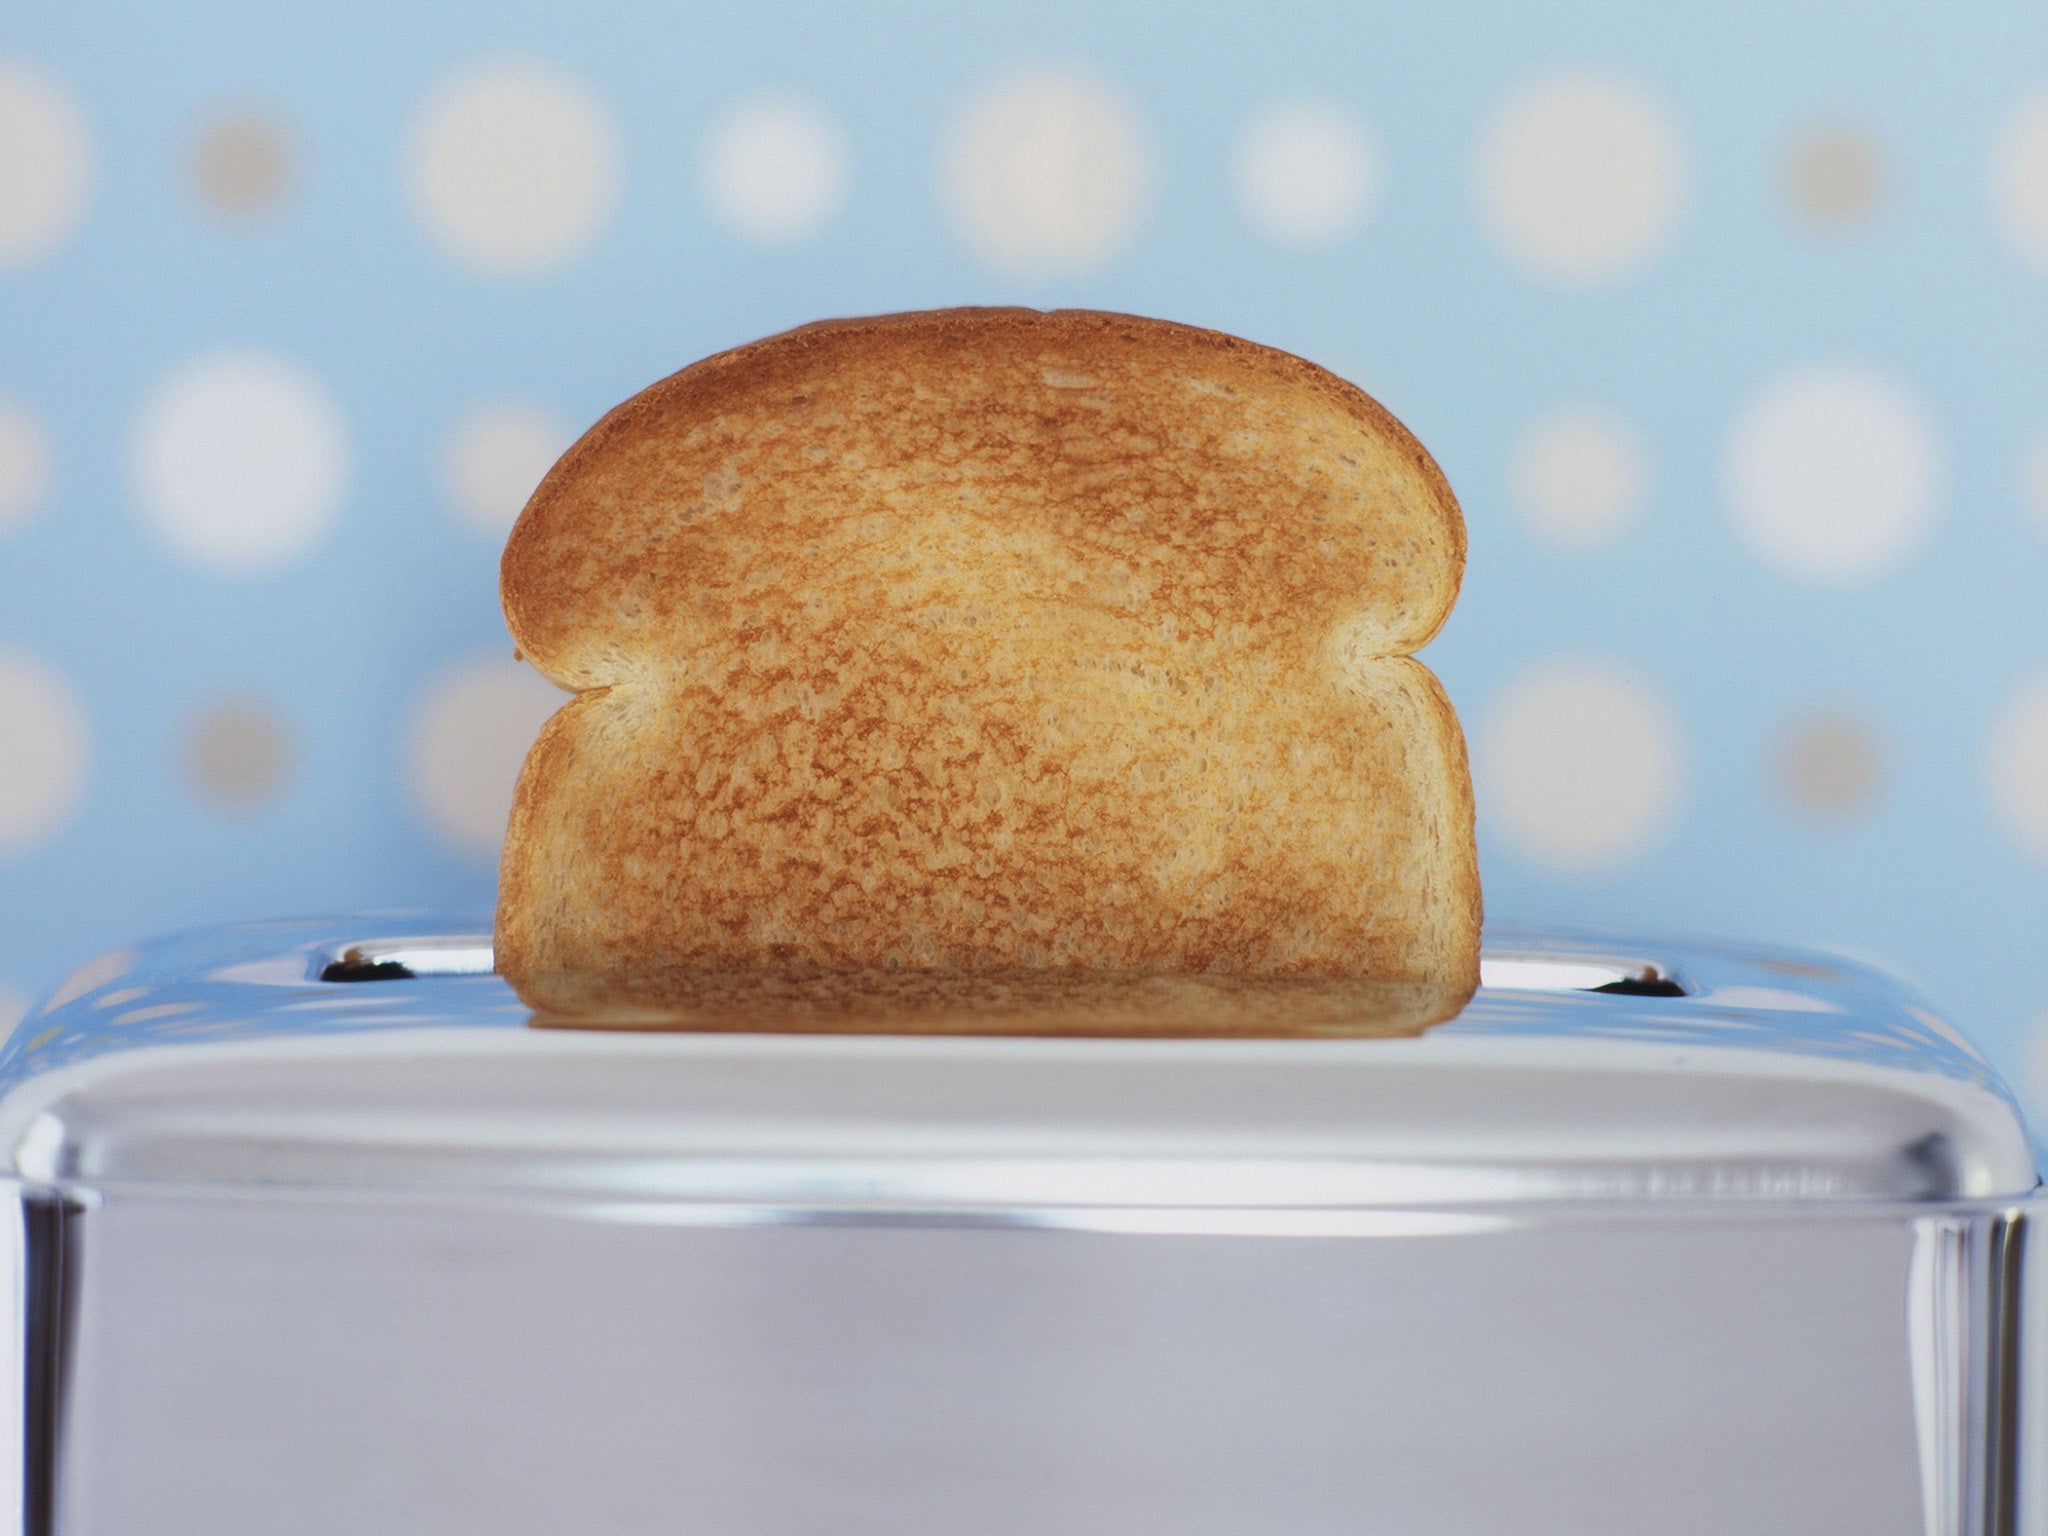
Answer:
[498,308,1480,1032]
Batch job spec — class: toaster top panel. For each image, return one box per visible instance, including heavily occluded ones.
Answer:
[0,914,2033,1209]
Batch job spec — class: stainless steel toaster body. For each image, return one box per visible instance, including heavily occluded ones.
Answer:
[0,917,2039,1536]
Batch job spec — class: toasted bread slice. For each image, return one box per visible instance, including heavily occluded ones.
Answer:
[498,308,1479,1033]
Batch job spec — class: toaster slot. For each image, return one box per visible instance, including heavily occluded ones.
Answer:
[317,937,496,982]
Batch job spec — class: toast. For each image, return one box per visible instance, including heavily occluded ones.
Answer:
[497,308,1480,1033]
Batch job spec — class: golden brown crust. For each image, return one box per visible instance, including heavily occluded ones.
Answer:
[497,307,1480,1032]
[519,968,1473,1037]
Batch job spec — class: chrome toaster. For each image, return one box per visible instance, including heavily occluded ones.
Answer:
[0,916,2039,1536]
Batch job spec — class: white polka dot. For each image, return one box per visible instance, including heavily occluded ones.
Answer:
[1727,366,1937,586]
[1479,659,1682,872]
[411,657,567,857]
[1992,91,2048,277]
[132,351,348,573]
[1989,668,2048,866]
[0,62,92,270]
[0,398,53,532]
[1511,408,1646,547]
[445,401,570,537]
[408,63,619,277]
[942,68,1149,282]
[1476,71,1685,285]
[0,984,24,1036]
[2027,429,2048,539]
[0,648,88,855]
[701,96,849,246]
[1233,99,1378,249]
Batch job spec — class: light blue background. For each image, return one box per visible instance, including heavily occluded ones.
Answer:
[2,2,2045,1106]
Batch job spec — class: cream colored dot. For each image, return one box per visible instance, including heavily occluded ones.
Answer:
[0,648,88,855]
[1775,708,1882,820]
[0,398,53,532]
[132,351,348,573]
[38,946,134,1015]
[1993,91,2048,277]
[1511,408,1646,547]
[943,68,1149,282]
[112,1000,203,1028]
[2027,429,2048,539]
[1476,71,1684,284]
[41,946,135,1012]
[0,62,92,270]
[1989,668,2048,866]
[411,657,567,856]
[1233,99,1378,248]
[187,698,294,808]
[408,63,619,277]
[1479,660,1682,871]
[1706,985,1839,1014]
[445,401,569,536]
[701,96,849,245]
[0,984,24,1036]
[1784,125,1884,233]
[191,112,296,221]
[1727,366,1937,586]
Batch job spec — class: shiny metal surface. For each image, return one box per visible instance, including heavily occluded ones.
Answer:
[0,917,2040,1536]
[0,915,2034,1210]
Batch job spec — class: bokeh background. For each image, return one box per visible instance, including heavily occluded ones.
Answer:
[1,1,2045,1103]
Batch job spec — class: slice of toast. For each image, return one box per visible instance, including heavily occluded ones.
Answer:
[497,308,1480,1034]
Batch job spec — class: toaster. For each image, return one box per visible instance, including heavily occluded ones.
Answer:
[0,915,2039,1535]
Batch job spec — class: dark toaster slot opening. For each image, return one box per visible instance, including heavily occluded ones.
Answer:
[318,958,416,983]
[1591,974,1687,998]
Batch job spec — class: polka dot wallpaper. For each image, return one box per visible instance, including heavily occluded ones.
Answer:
[0,2,2043,1110]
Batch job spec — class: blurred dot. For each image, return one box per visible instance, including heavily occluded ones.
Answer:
[0,398,53,531]
[132,351,348,573]
[0,61,91,270]
[0,648,88,855]
[187,698,294,808]
[445,401,569,536]
[0,985,23,1036]
[1989,668,2048,866]
[42,945,135,1012]
[1476,71,1684,284]
[1706,985,1839,1014]
[1479,660,1681,872]
[943,68,1149,282]
[1727,366,1937,586]
[1511,408,1645,547]
[1233,99,1378,248]
[411,657,567,857]
[1784,125,1884,233]
[701,96,848,245]
[191,112,296,221]
[1775,708,1882,820]
[2027,429,2048,538]
[2030,1011,2048,1119]
[1993,90,2048,276]
[408,63,619,277]
[112,1000,201,1028]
